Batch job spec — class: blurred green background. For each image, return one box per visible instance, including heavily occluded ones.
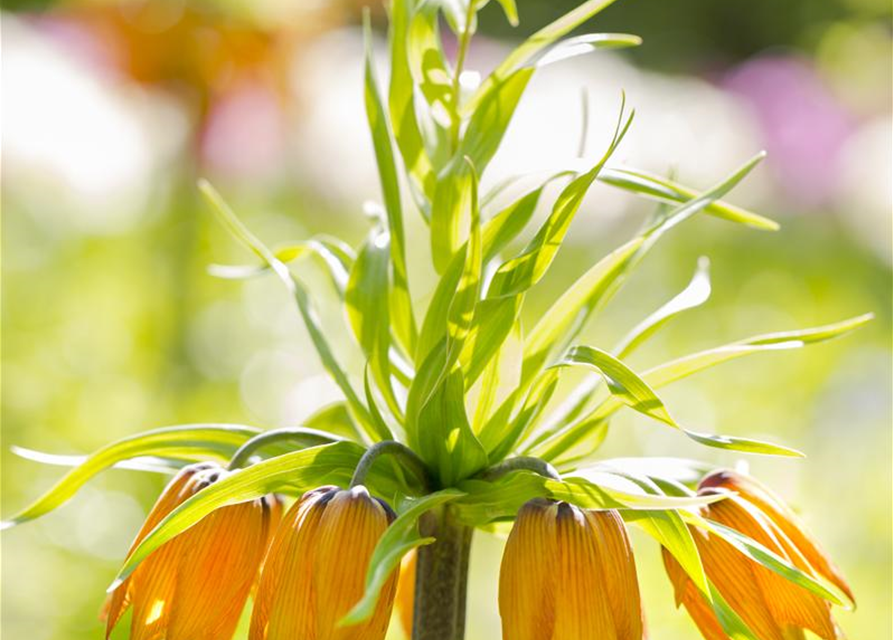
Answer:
[2,0,890,638]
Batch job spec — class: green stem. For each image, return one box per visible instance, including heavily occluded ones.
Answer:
[227,428,341,470]
[413,506,473,640]
[478,456,561,482]
[349,440,431,491]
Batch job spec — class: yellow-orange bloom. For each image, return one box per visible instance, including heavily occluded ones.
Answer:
[499,499,645,640]
[395,549,417,638]
[105,462,281,640]
[663,469,850,640]
[249,485,398,640]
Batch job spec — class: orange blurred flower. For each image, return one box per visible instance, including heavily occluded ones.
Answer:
[499,499,645,640]
[395,549,417,638]
[249,485,398,640]
[663,469,851,640]
[104,462,281,640]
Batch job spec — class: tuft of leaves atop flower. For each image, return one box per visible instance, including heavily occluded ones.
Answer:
[3,1,869,638]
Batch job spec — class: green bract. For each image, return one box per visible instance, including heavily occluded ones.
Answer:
[3,1,868,638]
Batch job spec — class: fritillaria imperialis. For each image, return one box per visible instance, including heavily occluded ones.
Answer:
[4,0,868,639]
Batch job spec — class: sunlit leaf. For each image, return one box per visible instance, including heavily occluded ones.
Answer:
[346,225,400,430]
[199,181,376,441]
[529,32,642,68]
[465,0,622,115]
[599,166,779,230]
[364,15,418,355]
[521,153,764,390]
[2,425,259,529]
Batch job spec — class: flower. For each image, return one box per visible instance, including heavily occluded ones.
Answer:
[499,498,645,640]
[249,485,398,640]
[105,462,281,640]
[662,469,852,640]
[395,549,417,637]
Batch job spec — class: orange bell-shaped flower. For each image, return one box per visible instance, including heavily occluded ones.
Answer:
[105,462,281,640]
[663,469,851,640]
[249,485,398,640]
[499,498,645,640]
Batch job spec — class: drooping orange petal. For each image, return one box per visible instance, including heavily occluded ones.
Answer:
[166,500,270,639]
[587,510,644,640]
[700,470,854,604]
[552,503,619,640]
[707,497,839,640]
[499,499,558,640]
[661,546,729,640]
[313,486,397,640]
[254,487,332,640]
[105,463,214,638]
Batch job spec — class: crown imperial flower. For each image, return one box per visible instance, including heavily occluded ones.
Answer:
[499,498,645,640]
[104,462,281,640]
[249,485,398,640]
[663,469,851,640]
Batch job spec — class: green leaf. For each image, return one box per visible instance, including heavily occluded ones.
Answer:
[598,166,779,230]
[10,446,185,475]
[492,0,519,26]
[346,225,400,430]
[199,181,376,441]
[446,160,482,357]
[108,441,404,588]
[388,0,436,210]
[528,33,642,68]
[548,476,725,511]
[481,368,559,461]
[536,315,871,462]
[615,256,712,358]
[209,236,354,296]
[364,15,417,355]
[552,345,677,426]
[465,0,622,115]
[545,344,803,460]
[481,182,550,263]
[625,509,710,597]
[341,489,464,625]
[430,159,473,273]
[458,67,533,175]
[487,104,633,299]
[2,425,260,529]
[521,153,764,390]
[417,160,482,365]
[412,358,489,487]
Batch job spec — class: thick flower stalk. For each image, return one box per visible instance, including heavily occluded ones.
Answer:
[104,462,281,640]
[249,485,398,640]
[662,470,851,640]
[499,498,645,640]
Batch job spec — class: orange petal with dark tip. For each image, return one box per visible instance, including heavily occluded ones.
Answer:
[499,499,558,640]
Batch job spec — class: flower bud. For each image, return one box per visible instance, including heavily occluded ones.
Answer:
[249,485,398,640]
[499,499,645,640]
[105,462,281,640]
[662,469,849,640]
[395,549,417,637]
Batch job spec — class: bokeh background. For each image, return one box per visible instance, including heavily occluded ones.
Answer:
[2,0,891,638]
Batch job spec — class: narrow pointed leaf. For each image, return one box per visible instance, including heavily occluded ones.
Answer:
[2,425,260,529]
